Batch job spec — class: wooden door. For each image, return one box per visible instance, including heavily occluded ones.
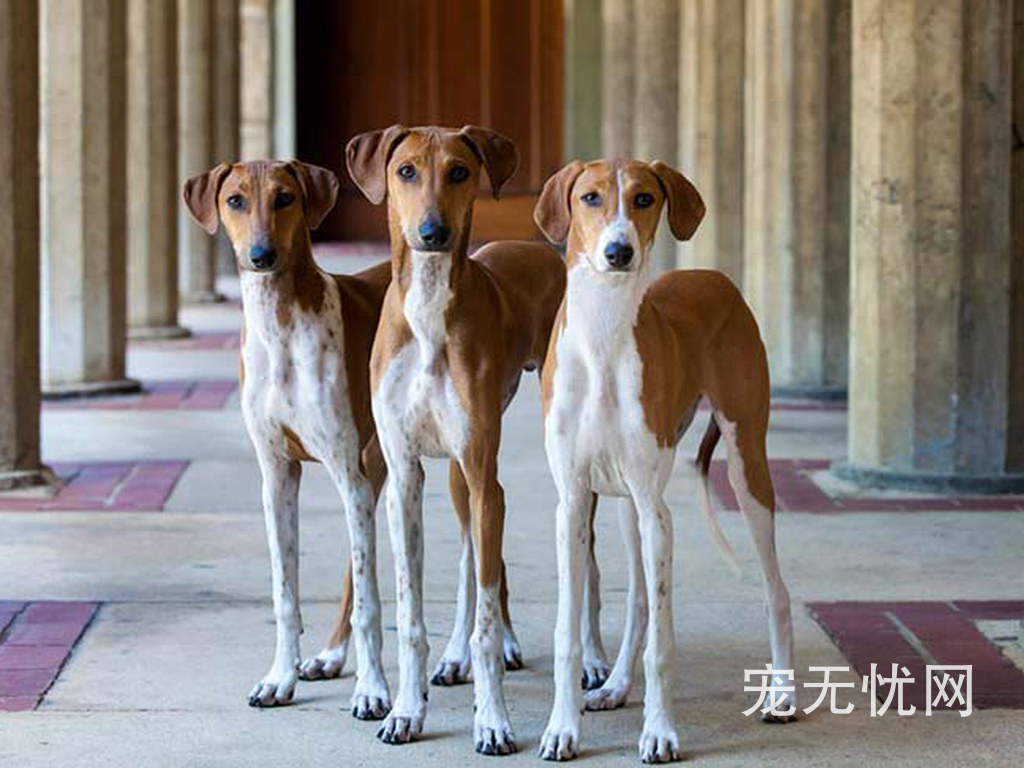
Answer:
[296,0,564,241]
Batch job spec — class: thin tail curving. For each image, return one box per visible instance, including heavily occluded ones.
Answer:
[695,412,741,576]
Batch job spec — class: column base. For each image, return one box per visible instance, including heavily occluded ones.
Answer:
[181,290,226,305]
[0,465,61,494]
[831,461,1024,495]
[128,324,191,341]
[771,384,848,401]
[42,378,142,401]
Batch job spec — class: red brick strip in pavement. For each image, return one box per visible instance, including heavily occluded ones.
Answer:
[0,461,189,512]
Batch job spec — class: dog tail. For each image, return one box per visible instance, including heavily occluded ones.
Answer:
[694,412,741,576]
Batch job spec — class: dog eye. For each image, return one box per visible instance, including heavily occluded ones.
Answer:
[581,191,602,207]
[397,164,417,181]
[227,194,245,211]
[449,165,470,183]
[634,192,655,209]
[274,192,295,209]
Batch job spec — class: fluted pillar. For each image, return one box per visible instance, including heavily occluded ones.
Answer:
[214,0,240,275]
[601,0,634,157]
[41,0,139,397]
[178,0,220,303]
[838,0,1023,491]
[0,0,55,490]
[127,0,188,340]
[634,0,678,272]
[677,0,745,283]
[744,0,850,397]
[241,0,274,160]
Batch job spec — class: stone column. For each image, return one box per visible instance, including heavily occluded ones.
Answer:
[272,0,295,158]
[41,0,139,397]
[0,0,55,490]
[564,0,602,162]
[744,0,850,397]
[214,0,240,275]
[676,0,745,283]
[1011,0,1024,473]
[634,0,678,273]
[127,0,188,340]
[178,0,220,303]
[601,0,634,157]
[241,0,274,161]
[839,0,1024,490]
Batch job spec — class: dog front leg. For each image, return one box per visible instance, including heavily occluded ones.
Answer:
[634,493,681,763]
[466,459,516,755]
[580,493,611,690]
[377,458,428,745]
[248,456,302,707]
[585,496,646,711]
[539,486,591,761]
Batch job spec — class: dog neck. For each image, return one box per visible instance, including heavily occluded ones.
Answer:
[239,230,326,345]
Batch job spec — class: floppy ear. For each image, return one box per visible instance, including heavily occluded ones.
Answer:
[183,163,232,235]
[345,125,409,205]
[286,161,339,230]
[458,126,519,199]
[533,161,585,245]
[650,161,705,241]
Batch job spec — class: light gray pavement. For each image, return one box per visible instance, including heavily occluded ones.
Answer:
[1,252,1022,766]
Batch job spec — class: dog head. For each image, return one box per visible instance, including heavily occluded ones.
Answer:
[534,159,704,274]
[346,125,518,253]
[183,160,338,274]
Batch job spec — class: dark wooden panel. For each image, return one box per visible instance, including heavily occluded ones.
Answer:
[297,0,563,241]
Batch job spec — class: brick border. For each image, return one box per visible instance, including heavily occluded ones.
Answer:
[808,600,1024,710]
[0,601,99,711]
[0,461,189,512]
[709,459,1024,513]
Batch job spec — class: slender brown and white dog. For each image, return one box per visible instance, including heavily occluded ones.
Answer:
[345,125,566,755]
[183,160,398,717]
[534,159,796,762]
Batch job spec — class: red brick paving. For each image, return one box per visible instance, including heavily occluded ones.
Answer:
[45,379,236,411]
[709,459,1024,513]
[808,601,1024,710]
[0,601,98,711]
[0,461,188,512]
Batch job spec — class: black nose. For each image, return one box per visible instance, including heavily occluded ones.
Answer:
[250,244,276,270]
[418,218,451,250]
[605,241,634,269]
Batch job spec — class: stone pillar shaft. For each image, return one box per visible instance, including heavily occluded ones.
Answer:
[845,0,1022,487]
[0,0,53,490]
[41,0,138,397]
[127,0,187,339]
[744,0,850,395]
[214,0,240,275]
[601,0,634,157]
[677,0,745,283]
[634,0,679,273]
[178,0,219,302]
[241,0,275,161]
[563,0,602,162]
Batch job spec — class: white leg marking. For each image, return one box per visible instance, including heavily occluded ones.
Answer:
[432,531,476,686]
[719,416,796,722]
[249,457,302,708]
[580,514,611,690]
[472,582,516,755]
[378,461,429,744]
[539,491,590,761]
[635,494,682,763]
[585,497,647,711]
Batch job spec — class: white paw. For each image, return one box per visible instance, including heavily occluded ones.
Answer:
[638,717,682,763]
[247,665,298,708]
[430,655,472,686]
[298,643,348,681]
[377,702,425,745]
[503,630,524,671]
[583,679,630,711]
[351,674,391,720]
[580,652,611,690]
[538,709,581,761]
[761,687,798,724]
[474,710,517,756]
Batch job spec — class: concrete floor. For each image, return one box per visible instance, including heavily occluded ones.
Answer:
[1,252,1022,766]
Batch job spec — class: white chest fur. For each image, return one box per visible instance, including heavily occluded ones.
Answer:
[239,273,355,463]
[545,263,673,496]
[373,251,470,461]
